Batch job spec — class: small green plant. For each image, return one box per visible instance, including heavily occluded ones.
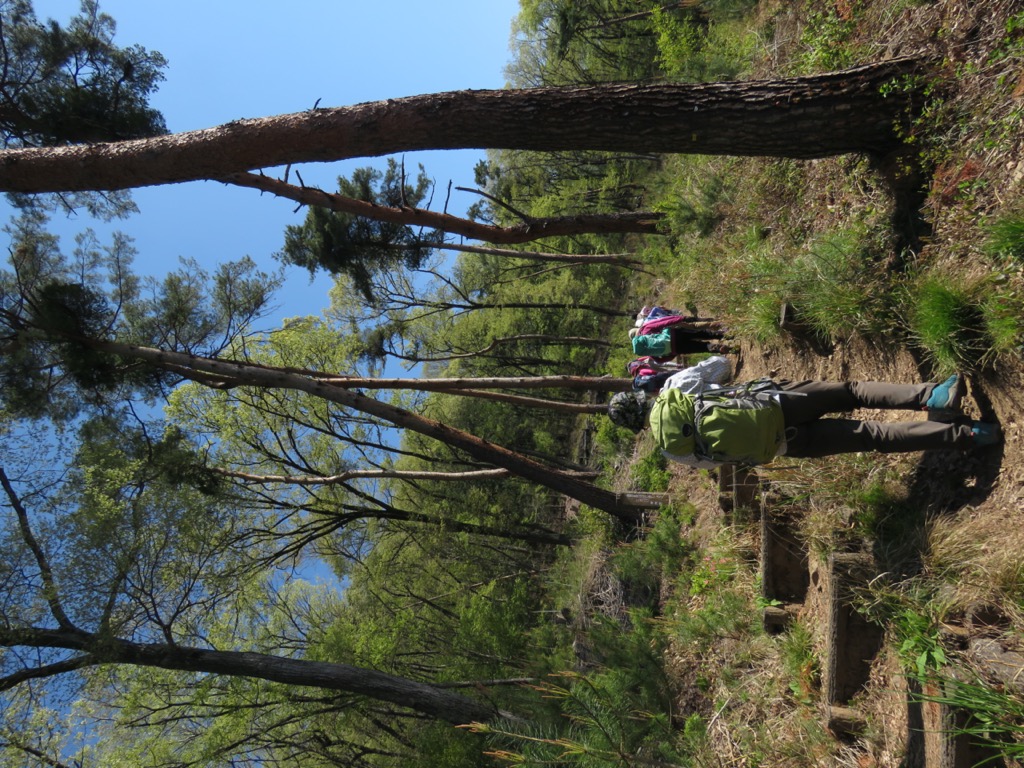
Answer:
[980,287,1023,361]
[862,584,950,680]
[983,212,1024,262]
[611,504,695,602]
[674,591,756,658]
[894,607,948,678]
[657,174,730,237]
[785,228,892,341]
[630,449,671,492]
[592,416,637,466]
[472,661,688,767]
[798,2,861,71]
[907,274,988,374]
[735,291,787,345]
[689,551,736,596]
[779,620,819,705]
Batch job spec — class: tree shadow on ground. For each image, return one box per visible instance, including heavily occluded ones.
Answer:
[868,444,1003,580]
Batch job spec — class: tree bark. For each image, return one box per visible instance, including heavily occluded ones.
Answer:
[2,626,500,725]
[387,334,615,366]
[0,59,923,193]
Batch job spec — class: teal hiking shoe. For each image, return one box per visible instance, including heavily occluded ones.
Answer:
[926,374,965,411]
[971,421,1002,447]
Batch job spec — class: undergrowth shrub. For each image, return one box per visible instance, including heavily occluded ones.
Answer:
[908,274,993,374]
[656,173,730,237]
[983,212,1024,262]
[798,2,862,72]
[612,503,695,603]
[474,666,690,767]
[725,227,891,344]
[591,416,636,470]
[630,448,671,492]
[476,612,689,767]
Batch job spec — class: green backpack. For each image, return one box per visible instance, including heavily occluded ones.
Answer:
[649,383,786,465]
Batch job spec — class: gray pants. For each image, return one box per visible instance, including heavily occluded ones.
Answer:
[777,380,973,458]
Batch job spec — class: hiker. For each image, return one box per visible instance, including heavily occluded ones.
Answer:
[627,356,690,394]
[607,356,1001,469]
[629,311,733,359]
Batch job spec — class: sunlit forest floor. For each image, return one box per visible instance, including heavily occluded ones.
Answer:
[580,1,1024,765]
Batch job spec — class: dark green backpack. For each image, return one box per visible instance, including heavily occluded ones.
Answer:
[649,383,786,465]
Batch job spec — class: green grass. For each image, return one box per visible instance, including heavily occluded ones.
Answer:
[980,287,1023,361]
[913,675,1024,761]
[783,229,891,340]
[736,291,787,344]
[983,212,1024,263]
[630,448,672,492]
[907,274,988,374]
[779,620,819,706]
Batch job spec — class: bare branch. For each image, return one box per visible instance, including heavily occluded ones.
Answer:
[222,171,663,244]
[454,185,533,224]
[0,654,95,693]
[0,468,77,631]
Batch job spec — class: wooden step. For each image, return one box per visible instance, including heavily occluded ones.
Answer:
[823,552,884,705]
[760,510,809,605]
[717,463,761,516]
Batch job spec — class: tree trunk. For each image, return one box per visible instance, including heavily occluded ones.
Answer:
[214,467,599,484]
[389,334,615,366]
[316,374,630,391]
[416,243,642,267]
[226,172,664,242]
[85,338,661,521]
[372,508,572,547]
[0,59,923,193]
[3,626,499,725]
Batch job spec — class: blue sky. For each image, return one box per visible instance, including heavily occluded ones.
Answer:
[23,0,522,321]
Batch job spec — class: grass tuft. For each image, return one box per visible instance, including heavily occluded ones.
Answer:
[907,275,988,374]
[983,212,1024,262]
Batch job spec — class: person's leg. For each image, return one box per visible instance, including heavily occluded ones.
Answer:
[777,380,941,426]
[669,321,727,340]
[784,418,974,458]
[670,328,735,355]
[669,328,720,355]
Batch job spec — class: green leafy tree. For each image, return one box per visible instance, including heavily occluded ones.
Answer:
[0,211,280,420]
[0,419,512,768]
[280,159,441,303]
[0,0,167,148]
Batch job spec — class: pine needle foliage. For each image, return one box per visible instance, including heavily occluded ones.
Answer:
[473,669,690,768]
[279,159,442,303]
